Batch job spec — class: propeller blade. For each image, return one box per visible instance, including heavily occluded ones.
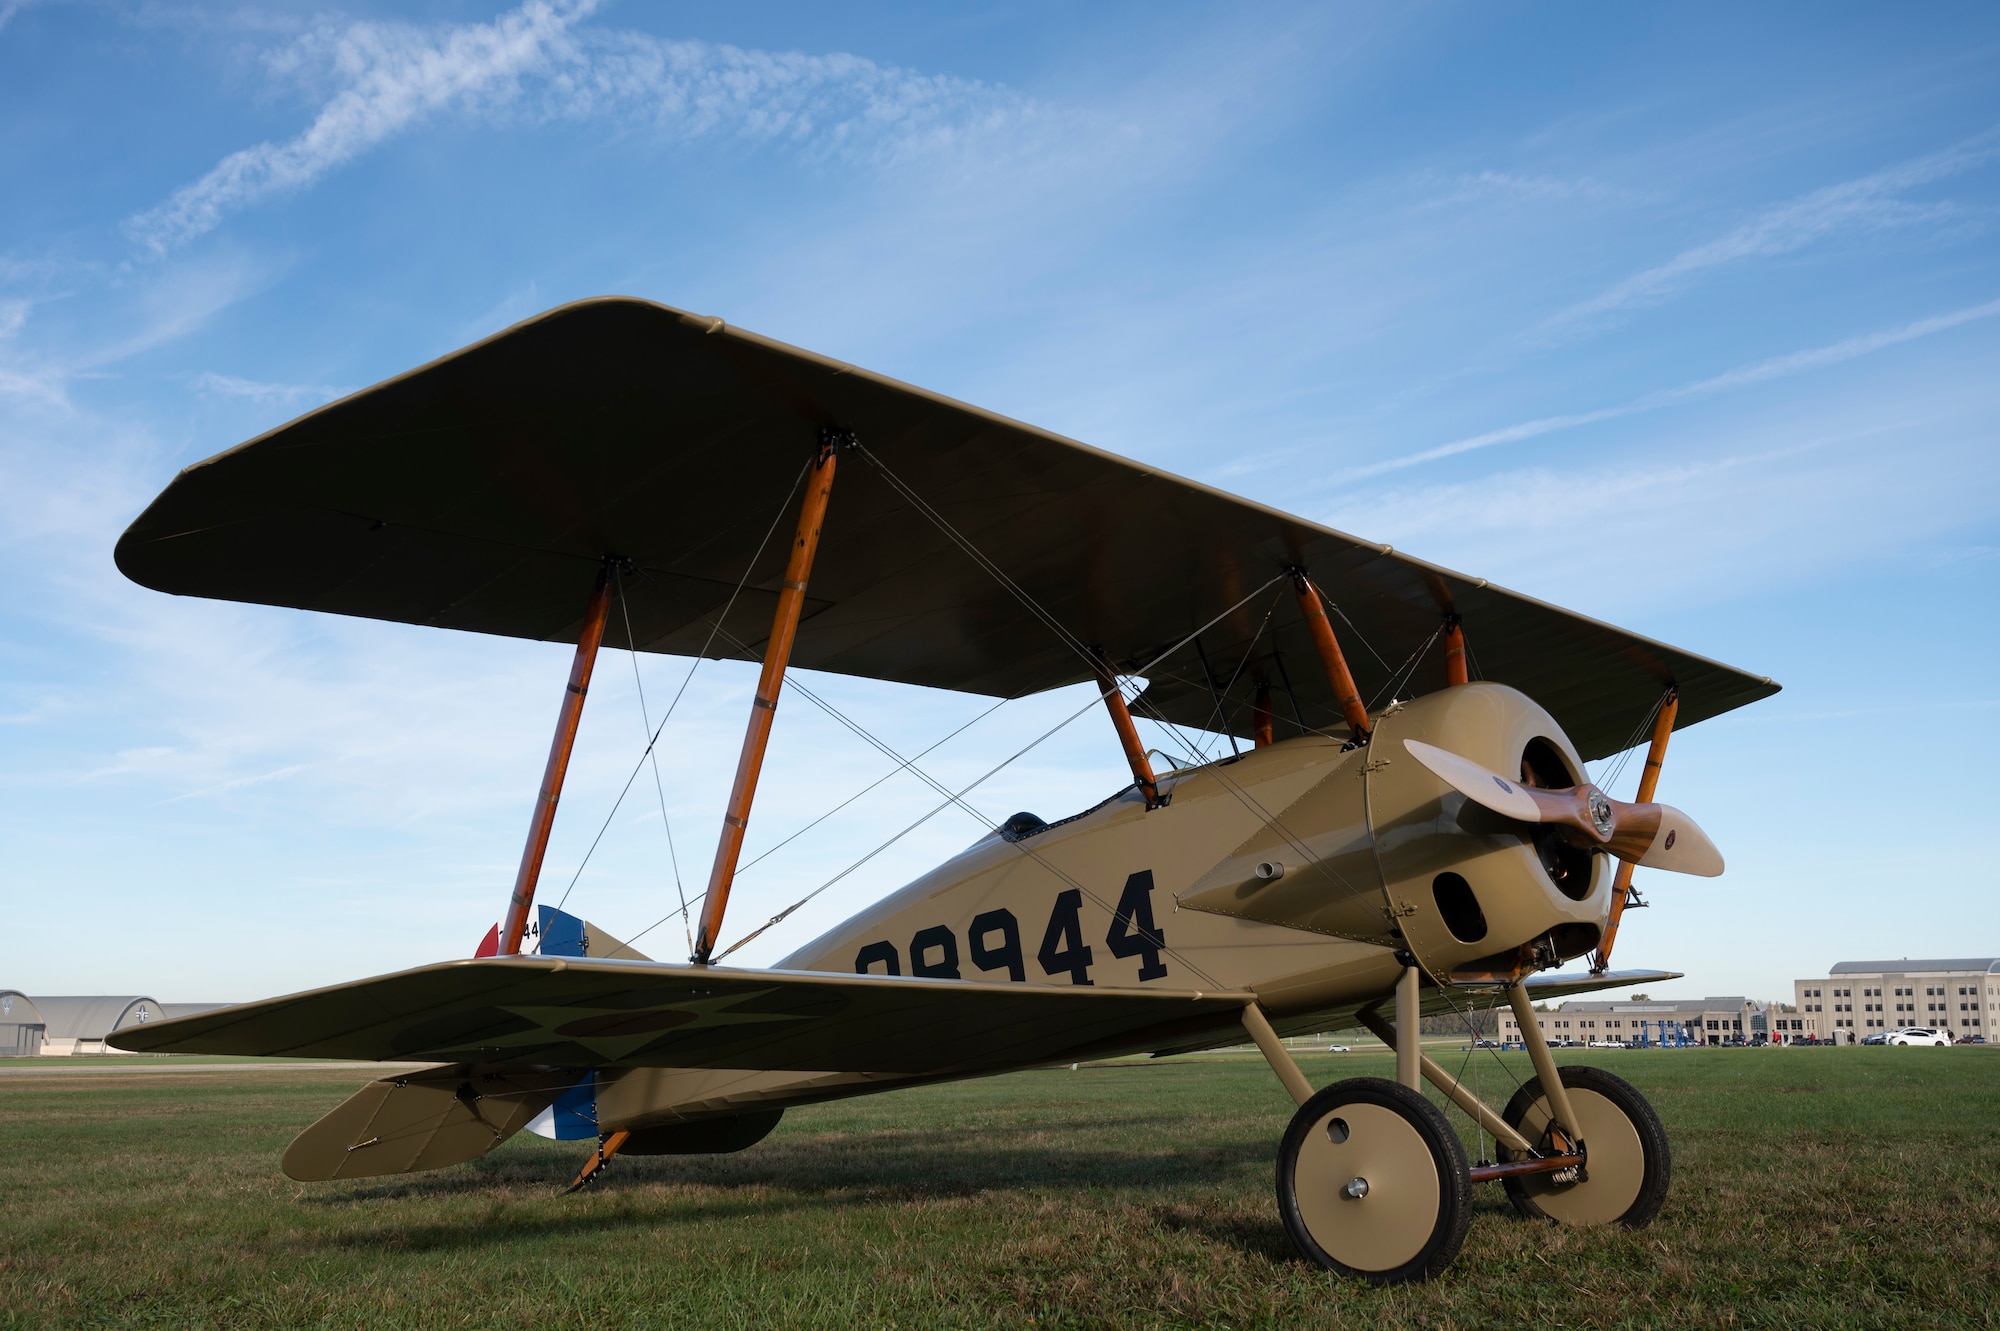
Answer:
[1401,738,1546,822]
[1402,738,1724,877]
[1632,804,1724,877]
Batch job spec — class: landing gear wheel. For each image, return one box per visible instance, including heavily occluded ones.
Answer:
[1276,1076,1470,1284]
[1498,1065,1670,1227]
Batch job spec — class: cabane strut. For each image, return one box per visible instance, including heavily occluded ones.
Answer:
[1288,569,1372,743]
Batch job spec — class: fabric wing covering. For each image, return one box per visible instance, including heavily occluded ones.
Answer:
[107,959,1679,1072]
[115,298,1776,758]
[109,958,1256,1072]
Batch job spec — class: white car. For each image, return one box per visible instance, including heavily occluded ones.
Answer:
[1326,1044,1352,1053]
[1886,1027,1952,1047]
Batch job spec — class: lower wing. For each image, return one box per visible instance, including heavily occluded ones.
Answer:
[110,956,1255,1075]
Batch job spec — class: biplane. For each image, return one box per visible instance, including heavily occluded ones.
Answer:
[111,297,1776,1283]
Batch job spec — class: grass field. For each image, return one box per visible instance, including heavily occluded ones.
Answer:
[3,1047,1996,1329]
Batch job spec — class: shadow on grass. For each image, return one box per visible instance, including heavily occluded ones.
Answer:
[1143,1201,1296,1263]
[287,1124,1286,1257]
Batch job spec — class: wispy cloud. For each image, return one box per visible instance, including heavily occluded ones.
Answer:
[1351,295,2000,479]
[1437,170,1624,205]
[0,298,68,409]
[0,255,273,412]
[191,371,342,406]
[1543,128,2000,334]
[129,0,597,252]
[126,0,1042,253]
[0,0,48,37]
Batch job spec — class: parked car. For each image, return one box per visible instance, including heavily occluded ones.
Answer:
[1326,1044,1351,1053]
[1861,1032,1887,1045]
[1473,1039,1500,1049]
[1886,1028,1952,1047]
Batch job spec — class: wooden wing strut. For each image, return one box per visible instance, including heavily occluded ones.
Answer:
[693,432,843,964]
[499,562,613,957]
[1444,616,1468,686]
[1289,570,1371,741]
[1591,688,1678,972]
[1092,649,1163,809]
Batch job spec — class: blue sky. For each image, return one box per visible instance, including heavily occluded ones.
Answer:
[3,2,1996,1004]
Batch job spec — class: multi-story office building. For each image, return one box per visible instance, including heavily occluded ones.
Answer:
[1497,996,1763,1046]
[1789,958,1997,1043]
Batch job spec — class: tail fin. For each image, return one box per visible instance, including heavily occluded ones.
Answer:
[534,905,653,962]
[473,923,499,957]
[524,1071,602,1140]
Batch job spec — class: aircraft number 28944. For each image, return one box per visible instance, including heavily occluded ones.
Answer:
[853,869,1169,985]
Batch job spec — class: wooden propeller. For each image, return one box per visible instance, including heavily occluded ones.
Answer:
[1402,738,1723,877]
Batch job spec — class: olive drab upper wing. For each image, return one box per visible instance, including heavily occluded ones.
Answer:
[114,297,1776,761]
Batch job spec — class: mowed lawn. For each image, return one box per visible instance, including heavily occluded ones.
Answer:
[2,1048,1996,1329]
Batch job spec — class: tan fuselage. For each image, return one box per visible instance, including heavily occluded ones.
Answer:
[595,683,1610,1134]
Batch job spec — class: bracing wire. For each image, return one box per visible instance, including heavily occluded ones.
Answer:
[702,615,1015,839]
[1591,688,1670,797]
[1327,597,1396,676]
[710,575,1289,972]
[852,442,1102,673]
[617,688,1011,954]
[547,456,813,918]
[1428,982,1532,1159]
[614,564,693,955]
[1363,621,1447,714]
[735,694,1015,878]
[847,441,1416,948]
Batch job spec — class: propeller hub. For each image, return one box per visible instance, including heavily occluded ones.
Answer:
[1587,789,1614,838]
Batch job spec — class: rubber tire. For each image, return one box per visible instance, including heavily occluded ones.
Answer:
[1499,1064,1670,1227]
[1276,1077,1471,1284]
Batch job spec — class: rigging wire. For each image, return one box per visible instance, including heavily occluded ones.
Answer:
[1591,689,1669,797]
[711,576,1289,974]
[547,456,813,918]
[617,687,1012,954]
[1215,593,1283,727]
[1326,595,1396,676]
[736,694,1015,878]
[698,617,1015,836]
[613,564,692,956]
[1363,621,1447,713]
[1159,587,1285,763]
[852,443,1393,939]
[851,442,1102,672]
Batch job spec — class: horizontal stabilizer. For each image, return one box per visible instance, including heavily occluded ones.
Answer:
[282,1064,579,1181]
